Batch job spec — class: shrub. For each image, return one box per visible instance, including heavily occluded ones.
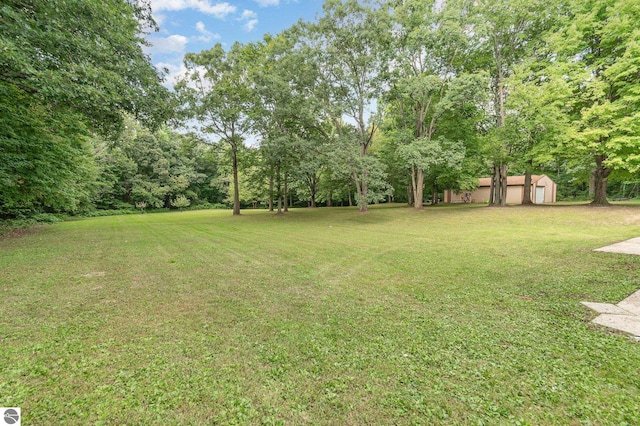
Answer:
[170,195,191,210]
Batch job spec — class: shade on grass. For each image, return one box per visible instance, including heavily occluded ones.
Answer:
[1,204,640,424]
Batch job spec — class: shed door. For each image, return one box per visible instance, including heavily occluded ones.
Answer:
[535,186,545,204]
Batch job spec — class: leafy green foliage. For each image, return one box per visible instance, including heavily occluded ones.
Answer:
[92,117,220,211]
[170,195,190,210]
[381,0,488,207]
[0,0,170,134]
[302,0,391,212]
[398,137,465,178]
[0,0,170,218]
[544,0,640,203]
[4,0,640,216]
[0,83,96,217]
[177,42,256,215]
[471,0,560,205]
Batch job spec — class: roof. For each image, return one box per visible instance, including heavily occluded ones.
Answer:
[478,175,549,187]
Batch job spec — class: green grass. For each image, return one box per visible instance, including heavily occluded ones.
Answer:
[2,204,640,424]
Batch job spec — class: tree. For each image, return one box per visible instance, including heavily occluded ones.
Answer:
[397,136,466,202]
[177,43,256,215]
[0,0,169,133]
[505,61,571,204]
[0,0,170,217]
[93,117,207,210]
[0,87,97,216]
[249,34,311,214]
[303,0,391,212]
[383,0,486,208]
[291,134,332,208]
[472,0,555,206]
[374,124,413,204]
[546,0,640,205]
[259,136,297,214]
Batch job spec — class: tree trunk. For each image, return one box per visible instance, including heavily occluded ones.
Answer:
[352,171,361,198]
[591,154,611,205]
[414,167,424,209]
[407,183,413,206]
[310,190,316,208]
[283,172,289,212]
[276,161,283,215]
[432,181,438,205]
[488,51,509,208]
[327,190,333,207]
[268,173,274,212]
[489,163,508,206]
[410,165,417,206]
[231,144,241,215]
[522,169,533,205]
[348,189,353,207]
[359,170,368,213]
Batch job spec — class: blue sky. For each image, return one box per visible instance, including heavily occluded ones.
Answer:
[144,0,325,86]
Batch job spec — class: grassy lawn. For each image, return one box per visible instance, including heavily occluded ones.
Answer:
[1,204,640,424]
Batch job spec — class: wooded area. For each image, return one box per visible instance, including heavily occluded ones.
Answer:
[2,0,639,219]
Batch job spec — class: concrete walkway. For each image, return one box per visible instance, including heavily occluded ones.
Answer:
[593,237,640,255]
[582,238,640,338]
[582,294,640,338]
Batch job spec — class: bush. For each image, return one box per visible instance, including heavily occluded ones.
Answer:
[81,209,138,218]
[170,195,190,209]
[31,213,65,224]
[0,213,66,236]
[186,202,230,211]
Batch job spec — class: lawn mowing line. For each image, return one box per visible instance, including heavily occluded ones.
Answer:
[4,205,640,425]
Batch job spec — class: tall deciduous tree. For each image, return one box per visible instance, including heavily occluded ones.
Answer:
[250,33,319,214]
[547,0,640,205]
[0,0,170,217]
[303,0,391,212]
[473,0,553,206]
[505,61,571,204]
[384,0,486,208]
[177,43,256,215]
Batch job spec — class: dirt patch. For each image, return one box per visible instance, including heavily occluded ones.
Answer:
[82,271,106,278]
[515,295,534,301]
[624,214,640,225]
[0,225,43,240]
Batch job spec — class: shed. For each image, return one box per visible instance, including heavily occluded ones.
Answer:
[444,175,557,204]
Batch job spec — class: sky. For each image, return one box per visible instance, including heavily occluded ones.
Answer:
[143,0,325,87]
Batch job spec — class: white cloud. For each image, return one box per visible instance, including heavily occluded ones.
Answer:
[240,9,258,20]
[193,21,220,43]
[243,18,258,32]
[144,34,189,55]
[238,9,258,32]
[254,0,279,6]
[151,0,236,18]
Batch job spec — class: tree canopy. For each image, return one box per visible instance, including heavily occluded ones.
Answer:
[1,0,170,217]
[3,0,640,219]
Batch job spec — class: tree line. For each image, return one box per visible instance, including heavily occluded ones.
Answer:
[2,0,639,219]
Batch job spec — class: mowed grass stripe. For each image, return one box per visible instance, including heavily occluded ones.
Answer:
[1,204,640,424]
